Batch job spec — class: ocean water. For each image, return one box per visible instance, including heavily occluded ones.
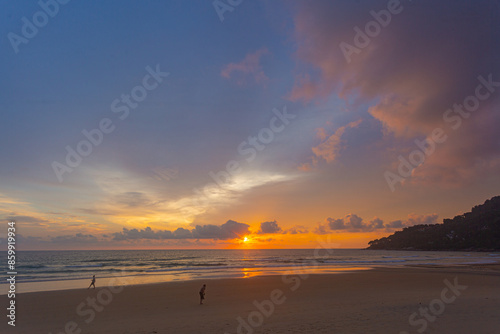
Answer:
[1,249,499,294]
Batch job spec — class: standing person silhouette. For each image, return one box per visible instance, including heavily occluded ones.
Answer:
[199,284,206,305]
[88,275,96,289]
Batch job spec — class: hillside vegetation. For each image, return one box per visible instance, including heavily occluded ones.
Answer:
[367,196,500,251]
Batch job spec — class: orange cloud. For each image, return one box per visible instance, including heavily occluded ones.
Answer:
[312,119,362,163]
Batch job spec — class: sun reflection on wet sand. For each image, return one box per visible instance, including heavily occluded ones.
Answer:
[239,265,372,279]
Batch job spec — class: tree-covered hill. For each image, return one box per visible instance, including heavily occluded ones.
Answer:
[367,196,500,251]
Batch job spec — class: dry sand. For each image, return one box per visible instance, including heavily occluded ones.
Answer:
[2,266,499,334]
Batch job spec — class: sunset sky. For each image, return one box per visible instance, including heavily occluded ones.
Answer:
[1,0,499,250]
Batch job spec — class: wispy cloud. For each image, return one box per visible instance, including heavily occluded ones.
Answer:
[5,215,48,224]
[221,48,269,85]
[168,171,299,221]
[312,119,362,164]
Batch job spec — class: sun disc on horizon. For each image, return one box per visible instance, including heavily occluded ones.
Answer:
[243,236,249,243]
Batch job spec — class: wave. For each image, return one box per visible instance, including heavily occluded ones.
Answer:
[150,256,200,261]
[17,264,48,269]
[323,259,407,264]
[65,264,103,268]
[16,267,126,276]
[6,249,499,290]
[460,260,499,265]
[87,256,201,263]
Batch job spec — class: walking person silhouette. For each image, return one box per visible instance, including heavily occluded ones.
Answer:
[199,284,206,305]
[88,275,96,289]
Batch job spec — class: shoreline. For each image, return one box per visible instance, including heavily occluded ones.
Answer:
[2,261,500,296]
[1,265,374,295]
[6,249,499,296]
[2,265,499,333]
[12,263,500,295]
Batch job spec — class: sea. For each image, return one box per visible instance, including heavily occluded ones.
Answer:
[1,249,499,294]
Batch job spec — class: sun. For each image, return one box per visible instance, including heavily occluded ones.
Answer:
[238,235,253,246]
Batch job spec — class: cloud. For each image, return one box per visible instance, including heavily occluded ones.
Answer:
[114,191,156,208]
[312,119,362,164]
[258,221,283,234]
[7,234,44,246]
[0,234,101,249]
[314,223,330,235]
[385,214,439,229]
[170,170,298,220]
[287,225,309,234]
[151,166,178,182]
[5,215,48,224]
[385,220,404,229]
[50,233,99,244]
[221,48,269,85]
[193,220,250,239]
[368,217,384,229]
[78,208,118,216]
[257,221,309,235]
[402,213,439,226]
[17,234,44,242]
[0,193,30,207]
[316,213,438,233]
[4,232,219,250]
[327,214,363,231]
[291,0,500,185]
[327,218,345,230]
[112,220,250,241]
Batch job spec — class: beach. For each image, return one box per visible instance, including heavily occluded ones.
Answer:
[2,265,499,334]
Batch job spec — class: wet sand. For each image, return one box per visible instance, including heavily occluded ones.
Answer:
[2,266,499,333]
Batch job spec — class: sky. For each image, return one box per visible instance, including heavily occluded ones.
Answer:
[1,0,499,250]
